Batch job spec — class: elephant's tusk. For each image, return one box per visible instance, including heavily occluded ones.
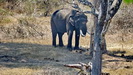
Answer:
[87,30,94,35]
[80,30,86,37]
[87,30,91,35]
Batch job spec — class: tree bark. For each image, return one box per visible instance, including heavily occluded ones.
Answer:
[89,27,94,57]
[91,0,108,75]
[89,0,99,57]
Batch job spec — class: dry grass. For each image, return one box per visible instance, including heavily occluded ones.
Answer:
[0,16,16,26]
[0,67,39,75]
[0,12,132,75]
[103,68,133,75]
[0,38,90,75]
[0,39,52,45]
[102,34,133,75]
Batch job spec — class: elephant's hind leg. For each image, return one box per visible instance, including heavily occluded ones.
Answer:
[58,33,64,47]
[52,32,57,47]
[51,19,57,47]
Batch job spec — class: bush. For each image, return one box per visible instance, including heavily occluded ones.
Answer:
[124,0,133,4]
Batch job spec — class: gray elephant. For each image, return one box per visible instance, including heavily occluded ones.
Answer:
[51,8,88,50]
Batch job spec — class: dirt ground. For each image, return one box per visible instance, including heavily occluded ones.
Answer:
[0,39,133,75]
[0,41,92,75]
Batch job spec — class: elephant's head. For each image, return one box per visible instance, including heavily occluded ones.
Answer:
[69,10,88,37]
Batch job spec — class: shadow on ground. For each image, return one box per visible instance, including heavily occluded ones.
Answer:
[107,50,133,60]
[0,42,91,74]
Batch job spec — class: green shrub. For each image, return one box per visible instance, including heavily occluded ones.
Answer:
[124,0,133,4]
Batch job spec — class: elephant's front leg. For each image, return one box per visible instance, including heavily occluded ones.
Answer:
[67,30,73,50]
[74,30,80,50]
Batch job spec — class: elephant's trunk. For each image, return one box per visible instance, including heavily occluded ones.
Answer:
[80,24,87,37]
[80,30,86,37]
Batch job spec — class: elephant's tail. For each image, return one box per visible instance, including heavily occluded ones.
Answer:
[52,10,60,17]
[51,10,60,25]
[51,10,60,34]
[51,10,59,26]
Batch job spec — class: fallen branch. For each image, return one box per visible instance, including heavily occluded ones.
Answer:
[64,62,92,75]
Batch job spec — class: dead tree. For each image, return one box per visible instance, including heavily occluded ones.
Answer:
[91,0,122,74]
[65,0,122,75]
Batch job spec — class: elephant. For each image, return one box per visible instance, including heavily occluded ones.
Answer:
[51,8,88,50]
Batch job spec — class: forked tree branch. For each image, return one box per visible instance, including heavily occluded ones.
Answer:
[78,0,94,8]
[78,0,98,16]
[65,0,98,16]
[98,0,108,24]
[64,0,82,11]
[102,20,111,37]
[108,0,115,8]
[102,0,122,36]
[106,0,123,21]
[110,0,122,18]
[84,11,98,17]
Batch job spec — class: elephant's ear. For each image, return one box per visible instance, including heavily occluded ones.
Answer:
[69,16,75,26]
[68,10,77,26]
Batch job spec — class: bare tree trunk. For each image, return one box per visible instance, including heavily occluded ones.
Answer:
[91,0,107,74]
[89,0,99,57]
[91,0,101,74]
[89,26,94,57]
[65,0,122,74]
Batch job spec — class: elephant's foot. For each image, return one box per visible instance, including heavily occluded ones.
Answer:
[74,47,80,50]
[52,44,57,47]
[67,46,73,51]
[59,44,64,47]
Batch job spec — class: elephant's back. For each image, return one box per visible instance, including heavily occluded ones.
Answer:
[51,8,72,33]
[53,8,71,19]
